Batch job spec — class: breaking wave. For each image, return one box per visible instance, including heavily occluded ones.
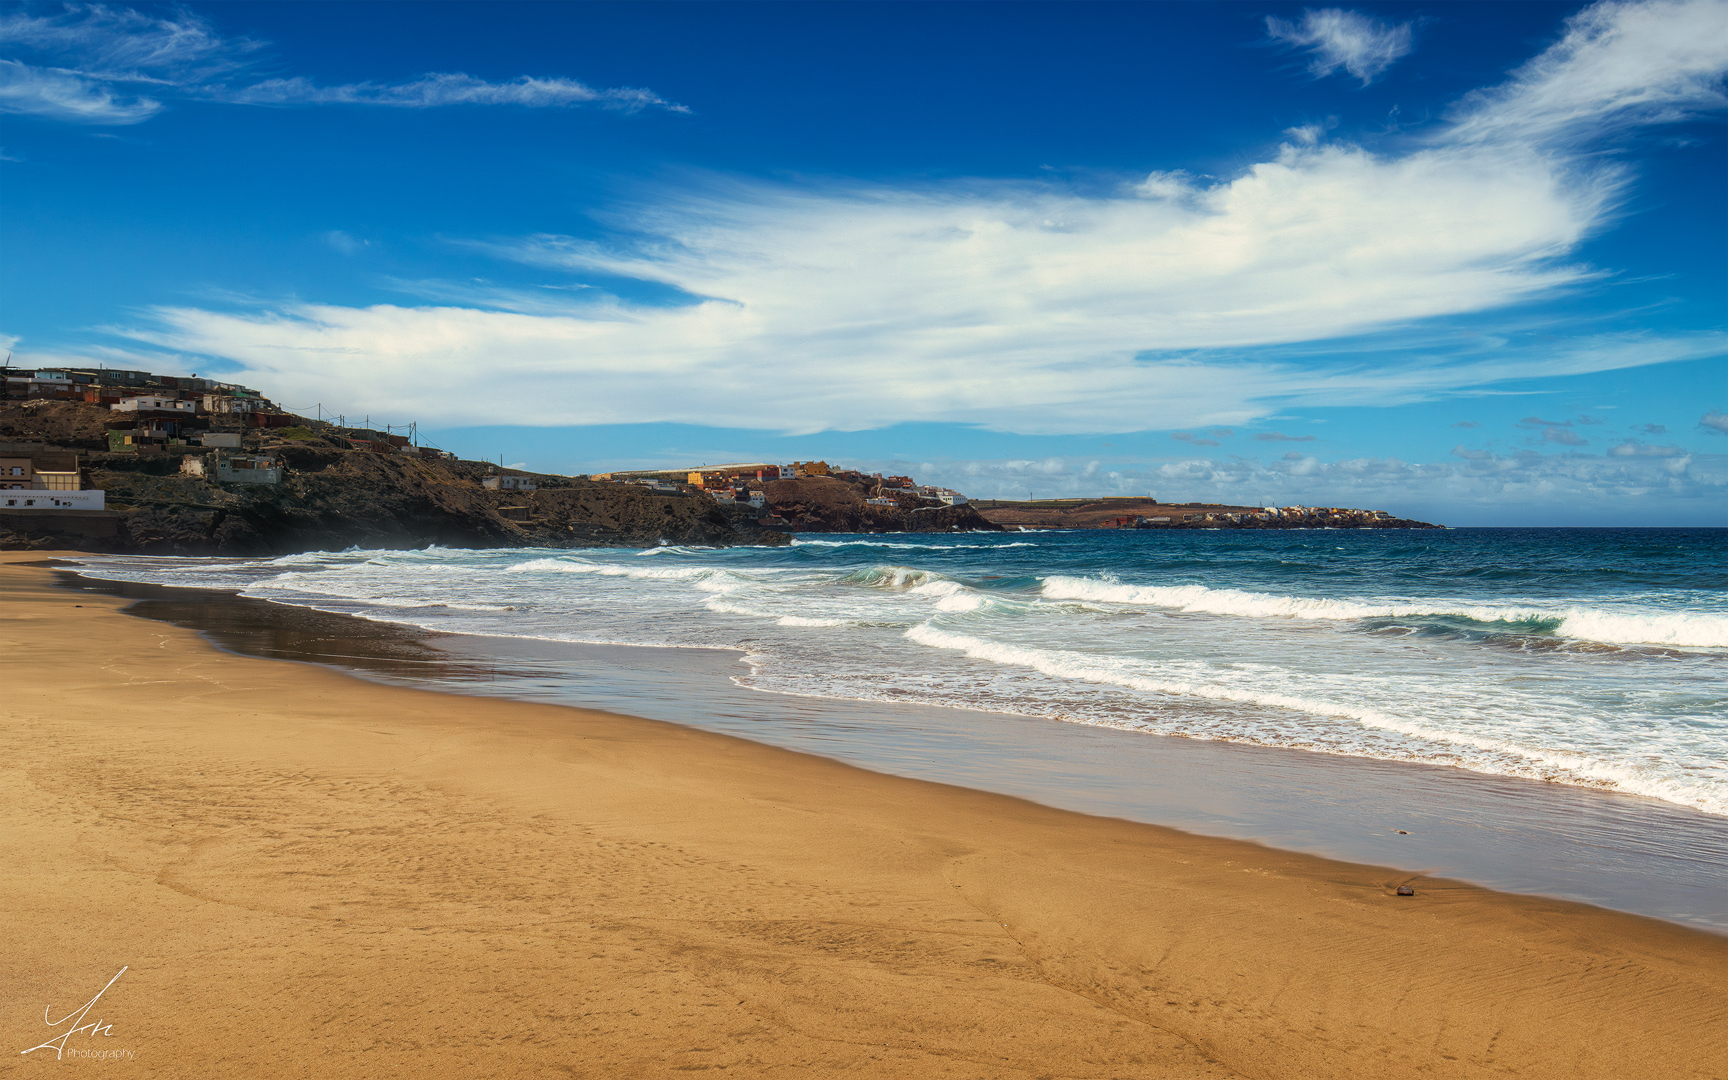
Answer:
[1039,576,1728,648]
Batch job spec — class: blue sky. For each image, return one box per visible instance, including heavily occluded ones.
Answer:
[3,0,1725,525]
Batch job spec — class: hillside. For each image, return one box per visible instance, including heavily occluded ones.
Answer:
[759,475,1002,533]
[0,401,788,554]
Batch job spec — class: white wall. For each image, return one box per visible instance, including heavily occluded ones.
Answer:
[1,490,105,510]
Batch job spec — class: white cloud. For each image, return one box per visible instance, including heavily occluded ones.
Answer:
[1701,409,1728,433]
[0,57,160,123]
[32,0,1728,440]
[321,230,366,256]
[1445,0,1728,147]
[0,4,247,80]
[0,3,683,123]
[227,73,686,113]
[1609,439,1687,455]
[1265,8,1415,86]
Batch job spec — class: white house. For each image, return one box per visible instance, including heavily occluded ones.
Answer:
[112,396,195,414]
[1,491,104,510]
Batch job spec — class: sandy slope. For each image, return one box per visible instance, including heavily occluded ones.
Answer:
[3,554,1723,1079]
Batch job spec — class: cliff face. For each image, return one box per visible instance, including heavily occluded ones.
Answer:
[759,476,1003,533]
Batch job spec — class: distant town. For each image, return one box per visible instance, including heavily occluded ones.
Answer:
[1,364,1439,550]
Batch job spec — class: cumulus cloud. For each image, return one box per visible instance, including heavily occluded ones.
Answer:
[0,3,683,123]
[45,0,1728,437]
[1519,415,1574,427]
[1266,8,1416,86]
[1254,431,1318,442]
[1451,420,1481,428]
[1172,432,1220,447]
[1634,422,1668,433]
[1542,426,1589,445]
[1701,409,1728,433]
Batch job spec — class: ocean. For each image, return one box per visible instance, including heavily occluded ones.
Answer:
[65,527,1728,926]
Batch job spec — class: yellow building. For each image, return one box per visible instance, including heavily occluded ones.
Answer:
[793,460,831,477]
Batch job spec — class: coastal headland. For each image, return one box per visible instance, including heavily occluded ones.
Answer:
[4,553,1723,1079]
[971,497,1441,531]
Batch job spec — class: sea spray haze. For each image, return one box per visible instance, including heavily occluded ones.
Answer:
[76,528,1727,816]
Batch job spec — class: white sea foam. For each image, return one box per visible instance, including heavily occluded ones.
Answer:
[902,622,1727,815]
[1039,576,1728,648]
[907,578,986,611]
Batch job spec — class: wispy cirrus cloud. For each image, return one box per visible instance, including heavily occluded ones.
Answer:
[0,3,684,124]
[1265,8,1416,86]
[0,57,159,122]
[1445,0,1728,147]
[227,73,683,112]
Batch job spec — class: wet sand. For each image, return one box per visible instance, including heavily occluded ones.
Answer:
[5,554,1727,1079]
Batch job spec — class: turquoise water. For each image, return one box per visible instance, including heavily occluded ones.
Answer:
[75,527,1728,816]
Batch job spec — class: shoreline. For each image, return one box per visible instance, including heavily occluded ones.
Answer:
[51,556,1728,934]
[6,552,1728,1078]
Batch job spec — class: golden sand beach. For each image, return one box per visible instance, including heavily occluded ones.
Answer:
[4,554,1725,1079]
